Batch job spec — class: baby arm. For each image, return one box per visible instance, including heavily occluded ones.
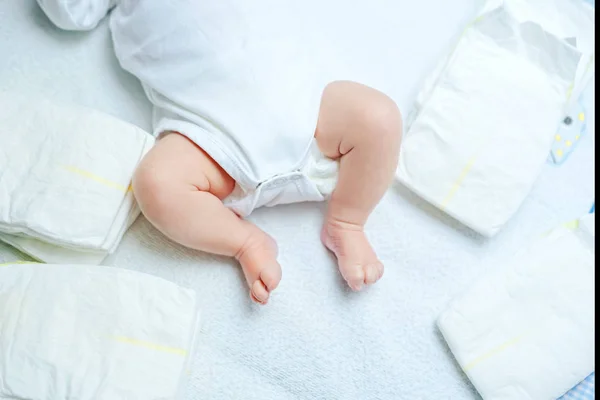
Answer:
[37,0,115,31]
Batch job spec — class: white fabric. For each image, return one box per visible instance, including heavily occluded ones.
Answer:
[1,1,595,399]
[39,0,343,201]
[223,141,339,217]
[0,263,199,400]
[0,92,155,264]
[437,214,595,399]
[396,0,595,237]
[37,0,116,31]
[39,0,495,216]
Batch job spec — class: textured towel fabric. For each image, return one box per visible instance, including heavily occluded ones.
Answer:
[0,1,595,399]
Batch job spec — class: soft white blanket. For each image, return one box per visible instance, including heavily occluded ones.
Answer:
[0,1,594,399]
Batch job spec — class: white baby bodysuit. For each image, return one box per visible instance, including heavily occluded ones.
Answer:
[38,0,342,216]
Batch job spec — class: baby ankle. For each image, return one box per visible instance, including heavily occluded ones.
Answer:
[325,216,365,232]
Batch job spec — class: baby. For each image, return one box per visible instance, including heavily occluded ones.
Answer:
[39,0,402,304]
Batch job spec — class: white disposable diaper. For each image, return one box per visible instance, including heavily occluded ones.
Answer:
[396,0,595,237]
[0,92,155,264]
[0,263,199,400]
[438,214,595,399]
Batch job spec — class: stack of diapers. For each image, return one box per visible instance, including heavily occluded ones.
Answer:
[0,263,199,400]
[438,213,595,399]
[0,91,155,264]
[396,0,595,236]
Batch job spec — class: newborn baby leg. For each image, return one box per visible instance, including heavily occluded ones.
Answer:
[315,81,402,291]
[133,133,281,304]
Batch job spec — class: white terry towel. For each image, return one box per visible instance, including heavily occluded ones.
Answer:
[0,263,199,400]
[396,0,595,237]
[438,214,595,399]
[0,91,155,264]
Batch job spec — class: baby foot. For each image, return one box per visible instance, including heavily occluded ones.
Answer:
[321,219,384,291]
[235,226,282,305]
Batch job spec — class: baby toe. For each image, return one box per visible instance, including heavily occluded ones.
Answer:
[250,280,270,304]
[343,266,366,291]
[364,262,384,285]
[376,263,384,280]
[260,265,282,292]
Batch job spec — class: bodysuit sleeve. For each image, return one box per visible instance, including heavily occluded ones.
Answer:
[37,0,116,31]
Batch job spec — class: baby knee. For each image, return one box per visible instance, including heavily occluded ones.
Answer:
[132,163,174,223]
[362,93,403,145]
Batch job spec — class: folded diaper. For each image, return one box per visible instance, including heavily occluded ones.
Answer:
[0,263,199,400]
[0,91,155,264]
[438,214,595,399]
[396,0,595,236]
